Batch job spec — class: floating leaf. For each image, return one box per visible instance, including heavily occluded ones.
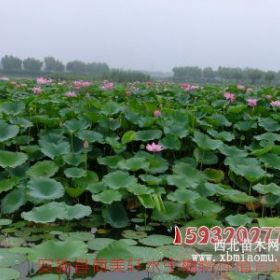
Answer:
[92,190,122,204]
[103,171,137,190]
[0,123,19,142]
[64,167,86,178]
[29,239,87,262]
[27,161,59,177]
[27,177,64,201]
[0,151,28,168]
[225,214,253,226]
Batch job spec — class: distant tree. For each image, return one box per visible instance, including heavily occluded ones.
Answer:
[202,67,215,81]
[1,55,22,71]
[86,62,110,76]
[44,56,65,72]
[173,66,202,82]
[23,57,43,72]
[264,71,276,85]
[66,60,86,73]
[245,68,264,84]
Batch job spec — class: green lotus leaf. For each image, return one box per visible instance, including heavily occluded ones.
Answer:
[259,117,280,132]
[193,130,223,150]
[259,153,280,170]
[0,150,28,168]
[204,168,224,183]
[103,171,137,190]
[64,167,86,178]
[74,170,99,189]
[0,123,19,142]
[0,237,25,247]
[29,274,67,280]
[97,155,124,168]
[39,141,70,159]
[96,240,133,260]
[0,177,19,194]
[135,130,162,141]
[159,135,181,150]
[0,250,26,267]
[152,201,185,222]
[88,238,114,251]
[167,189,199,204]
[190,197,223,215]
[1,188,26,214]
[21,202,66,223]
[148,156,169,174]
[28,239,87,262]
[128,183,154,195]
[92,190,122,204]
[225,214,253,226]
[121,130,136,144]
[139,234,173,247]
[139,174,163,185]
[101,101,123,115]
[158,245,196,261]
[102,202,128,228]
[27,177,64,201]
[117,157,149,171]
[64,119,90,132]
[167,163,206,188]
[207,129,234,142]
[129,246,163,263]
[77,130,104,143]
[152,274,182,280]
[218,144,248,157]
[0,101,25,115]
[184,215,222,227]
[26,160,59,177]
[257,217,280,227]
[253,183,280,195]
[59,232,94,242]
[121,230,147,239]
[0,219,12,226]
[21,202,91,223]
[62,153,86,166]
[206,113,232,127]
[0,268,20,280]
[226,272,256,280]
[193,148,219,165]
[63,204,92,220]
[225,156,266,182]
[234,120,257,131]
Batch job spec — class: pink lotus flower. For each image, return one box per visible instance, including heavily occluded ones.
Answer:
[0,77,9,81]
[247,98,257,107]
[146,142,164,153]
[153,109,161,117]
[180,83,199,91]
[65,91,77,97]
[73,80,91,89]
[37,77,51,85]
[246,88,253,94]
[271,101,280,107]
[33,87,42,95]
[102,82,114,90]
[237,84,245,91]
[224,92,235,103]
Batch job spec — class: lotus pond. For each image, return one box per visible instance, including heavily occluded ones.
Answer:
[0,79,279,280]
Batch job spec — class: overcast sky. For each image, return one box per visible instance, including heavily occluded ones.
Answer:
[1,0,279,72]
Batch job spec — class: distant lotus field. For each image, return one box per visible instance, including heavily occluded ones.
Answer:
[0,77,279,279]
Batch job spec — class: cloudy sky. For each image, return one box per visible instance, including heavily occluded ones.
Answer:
[0,0,279,72]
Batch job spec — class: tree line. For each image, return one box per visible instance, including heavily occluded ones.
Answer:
[173,66,280,85]
[0,55,150,82]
